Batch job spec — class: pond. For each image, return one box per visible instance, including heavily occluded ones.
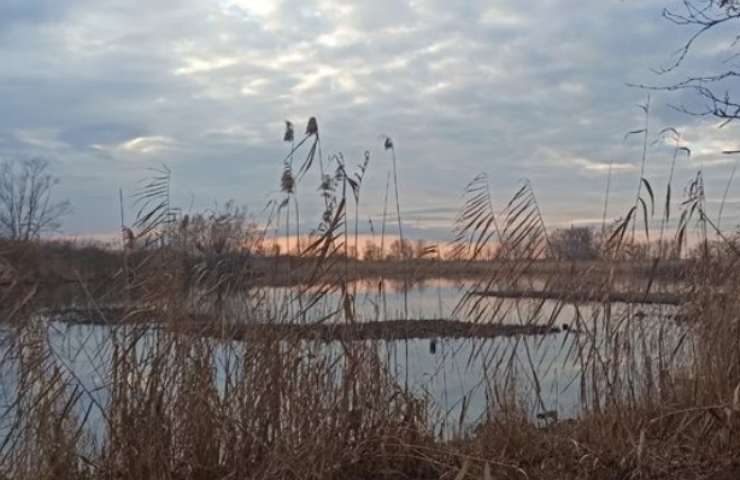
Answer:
[1,277,690,441]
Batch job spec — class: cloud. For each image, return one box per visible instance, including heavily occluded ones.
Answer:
[174,56,241,76]
[93,136,178,155]
[2,0,739,239]
[480,7,527,27]
[572,158,638,173]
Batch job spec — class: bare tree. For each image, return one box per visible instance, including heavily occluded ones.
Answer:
[363,240,383,261]
[387,238,414,261]
[0,158,71,241]
[549,226,599,261]
[646,1,740,125]
[413,239,427,259]
[177,201,258,256]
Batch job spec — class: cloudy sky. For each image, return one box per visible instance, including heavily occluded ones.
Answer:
[2,0,740,242]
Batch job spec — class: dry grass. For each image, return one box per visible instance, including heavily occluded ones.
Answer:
[2,119,740,479]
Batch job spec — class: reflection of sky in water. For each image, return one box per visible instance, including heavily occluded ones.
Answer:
[0,279,690,441]
[256,278,467,323]
[381,334,583,435]
[1,324,582,439]
[255,277,681,326]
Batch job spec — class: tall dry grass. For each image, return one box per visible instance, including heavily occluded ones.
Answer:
[2,117,740,479]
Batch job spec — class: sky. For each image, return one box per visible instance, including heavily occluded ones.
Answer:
[2,0,740,243]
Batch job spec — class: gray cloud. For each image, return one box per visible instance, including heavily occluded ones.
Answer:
[1,0,739,239]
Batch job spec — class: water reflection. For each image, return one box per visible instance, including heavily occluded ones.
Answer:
[1,277,691,440]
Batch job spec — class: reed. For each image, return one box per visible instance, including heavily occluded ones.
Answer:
[2,116,740,479]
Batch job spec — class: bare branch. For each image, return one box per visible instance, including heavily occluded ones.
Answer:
[0,158,71,241]
[636,1,740,124]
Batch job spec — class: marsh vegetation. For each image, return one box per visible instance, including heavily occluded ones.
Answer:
[6,1,740,474]
[2,103,740,480]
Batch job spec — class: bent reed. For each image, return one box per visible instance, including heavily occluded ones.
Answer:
[1,118,740,479]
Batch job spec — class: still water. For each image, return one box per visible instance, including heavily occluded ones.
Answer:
[1,277,688,439]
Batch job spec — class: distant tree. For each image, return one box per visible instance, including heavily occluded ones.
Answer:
[643,238,682,261]
[177,201,259,255]
[362,240,383,261]
[0,158,71,241]
[624,242,651,262]
[688,236,740,259]
[387,238,414,261]
[549,226,598,261]
[483,244,499,260]
[413,239,427,259]
[413,239,437,259]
